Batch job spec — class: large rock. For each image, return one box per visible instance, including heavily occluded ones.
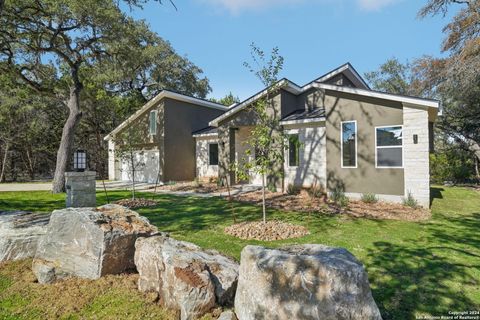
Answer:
[135,235,239,320]
[0,211,50,262]
[234,245,382,320]
[32,204,157,283]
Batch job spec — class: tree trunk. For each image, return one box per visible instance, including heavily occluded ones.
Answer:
[262,172,266,223]
[0,141,9,182]
[51,82,83,193]
[0,0,4,16]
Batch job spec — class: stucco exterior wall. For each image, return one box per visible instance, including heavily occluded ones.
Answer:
[325,91,405,196]
[283,123,327,189]
[163,98,225,182]
[196,137,219,178]
[403,104,430,207]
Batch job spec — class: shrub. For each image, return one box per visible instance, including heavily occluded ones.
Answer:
[208,176,218,184]
[267,182,277,193]
[286,183,301,195]
[331,187,349,208]
[361,193,379,204]
[338,195,350,208]
[402,191,418,209]
[308,183,325,198]
[193,178,203,188]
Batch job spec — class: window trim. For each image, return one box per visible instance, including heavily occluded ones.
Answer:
[149,110,157,136]
[208,142,219,166]
[340,120,357,169]
[287,133,300,168]
[375,125,404,169]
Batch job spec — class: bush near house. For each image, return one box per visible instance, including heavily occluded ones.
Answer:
[361,193,379,204]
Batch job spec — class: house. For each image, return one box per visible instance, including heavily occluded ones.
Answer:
[106,63,440,207]
[104,90,228,183]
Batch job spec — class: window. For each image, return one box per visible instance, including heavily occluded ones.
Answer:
[149,110,157,135]
[288,134,300,167]
[341,121,357,168]
[209,143,219,165]
[376,126,403,168]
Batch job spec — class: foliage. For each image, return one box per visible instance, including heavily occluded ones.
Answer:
[430,143,477,183]
[364,58,417,95]
[2,186,479,319]
[210,92,240,106]
[236,43,286,223]
[0,0,211,185]
[361,193,379,204]
[402,191,419,209]
[286,183,301,195]
[307,183,325,198]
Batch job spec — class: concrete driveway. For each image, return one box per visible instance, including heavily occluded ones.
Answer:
[0,182,52,192]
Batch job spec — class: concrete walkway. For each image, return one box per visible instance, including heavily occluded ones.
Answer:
[0,182,52,192]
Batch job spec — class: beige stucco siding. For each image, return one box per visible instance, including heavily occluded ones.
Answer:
[283,122,327,189]
[325,91,405,196]
[196,137,219,178]
[164,98,224,181]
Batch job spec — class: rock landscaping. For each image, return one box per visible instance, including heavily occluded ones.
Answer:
[113,198,159,209]
[0,211,50,262]
[32,204,158,284]
[224,220,309,241]
[234,244,383,320]
[134,234,239,320]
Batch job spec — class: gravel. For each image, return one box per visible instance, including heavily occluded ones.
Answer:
[224,220,309,241]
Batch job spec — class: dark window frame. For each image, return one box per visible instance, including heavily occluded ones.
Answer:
[208,143,219,166]
[341,120,357,168]
[288,134,300,167]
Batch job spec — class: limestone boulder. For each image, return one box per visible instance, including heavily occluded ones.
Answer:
[234,244,382,320]
[32,204,157,283]
[135,235,239,320]
[0,211,50,262]
[218,310,237,320]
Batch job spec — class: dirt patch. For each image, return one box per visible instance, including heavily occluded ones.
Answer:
[232,189,430,221]
[155,181,228,194]
[97,204,158,234]
[224,220,310,241]
[0,259,176,319]
[347,200,431,221]
[174,265,207,288]
[113,198,159,209]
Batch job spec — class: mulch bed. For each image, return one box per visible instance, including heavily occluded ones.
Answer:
[232,189,430,221]
[224,220,310,241]
[113,198,159,209]
[154,181,228,194]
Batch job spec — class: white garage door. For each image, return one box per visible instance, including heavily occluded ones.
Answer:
[120,150,160,183]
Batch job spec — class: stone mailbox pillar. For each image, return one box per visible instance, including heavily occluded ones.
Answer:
[65,171,96,207]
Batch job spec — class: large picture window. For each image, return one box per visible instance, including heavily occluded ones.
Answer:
[288,134,300,167]
[209,143,219,165]
[341,121,357,168]
[149,110,157,135]
[376,126,403,168]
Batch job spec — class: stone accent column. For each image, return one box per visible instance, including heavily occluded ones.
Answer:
[65,171,97,208]
[403,104,430,207]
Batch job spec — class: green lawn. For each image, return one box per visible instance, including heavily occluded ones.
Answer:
[0,186,479,319]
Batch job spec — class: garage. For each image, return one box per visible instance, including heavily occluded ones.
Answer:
[120,150,160,183]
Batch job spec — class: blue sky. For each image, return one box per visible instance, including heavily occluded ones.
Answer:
[128,0,455,100]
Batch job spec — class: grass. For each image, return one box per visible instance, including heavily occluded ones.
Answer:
[0,186,479,319]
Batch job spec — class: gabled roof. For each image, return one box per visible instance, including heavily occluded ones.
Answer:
[104,90,228,141]
[209,63,440,127]
[306,62,370,90]
[281,108,326,122]
[192,126,218,137]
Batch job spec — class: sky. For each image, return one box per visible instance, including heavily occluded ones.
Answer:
[127,0,455,101]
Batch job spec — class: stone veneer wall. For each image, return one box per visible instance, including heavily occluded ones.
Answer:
[403,104,430,207]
